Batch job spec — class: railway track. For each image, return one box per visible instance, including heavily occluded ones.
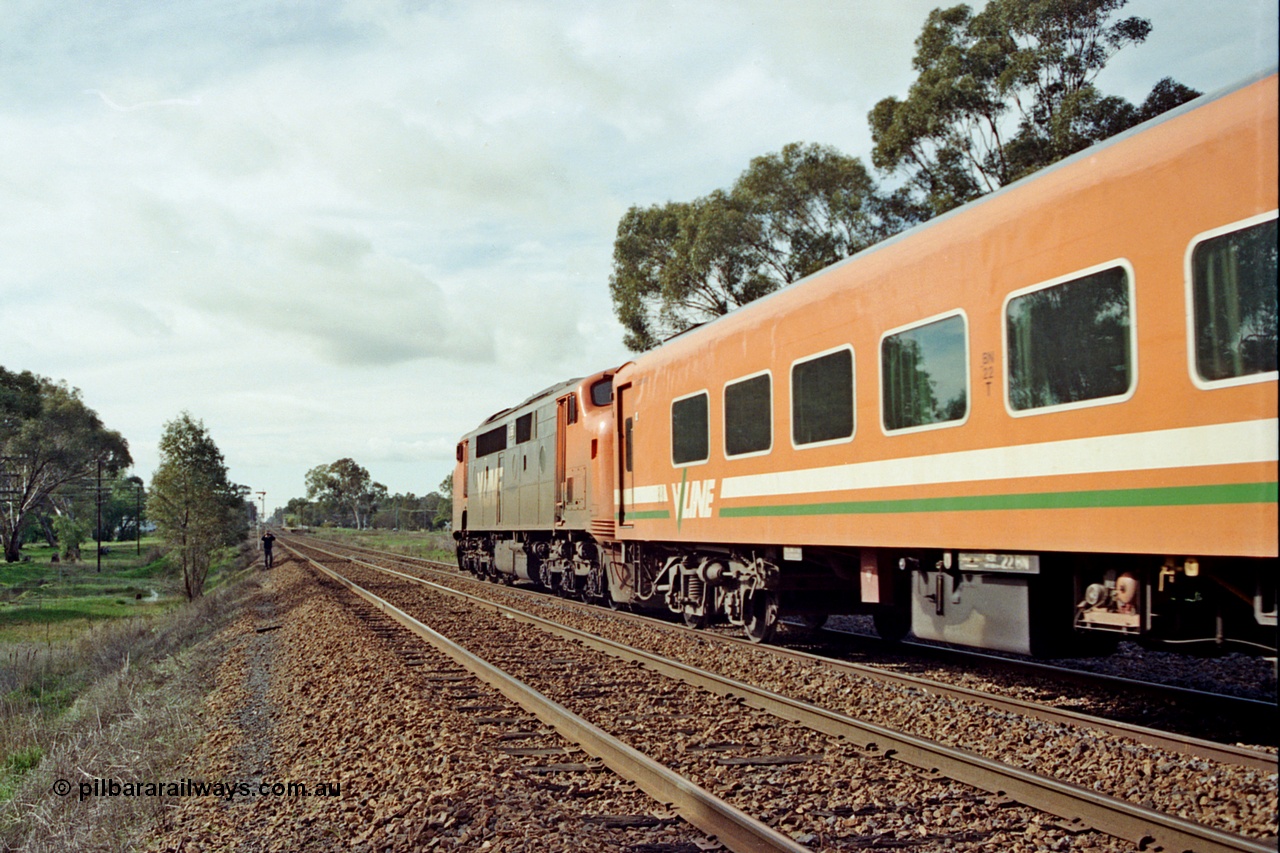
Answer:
[803,626,1277,746]
[281,534,1278,853]
[300,534,1277,751]
[286,540,816,852]
[316,573,736,851]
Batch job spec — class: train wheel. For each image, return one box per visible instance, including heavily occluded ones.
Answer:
[683,608,708,629]
[873,607,910,643]
[537,561,555,592]
[743,590,779,644]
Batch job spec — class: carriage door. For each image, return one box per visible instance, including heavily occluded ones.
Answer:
[554,393,576,525]
[616,383,634,527]
[495,454,503,525]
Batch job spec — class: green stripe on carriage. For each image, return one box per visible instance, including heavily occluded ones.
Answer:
[716,481,1278,518]
[618,510,671,520]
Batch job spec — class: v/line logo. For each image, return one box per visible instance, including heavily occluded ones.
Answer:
[672,476,716,523]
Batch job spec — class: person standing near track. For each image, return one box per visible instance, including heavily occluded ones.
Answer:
[261,530,275,568]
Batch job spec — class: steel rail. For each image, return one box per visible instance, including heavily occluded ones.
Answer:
[286,537,1278,853]
[816,626,1278,737]
[281,541,811,853]
[362,544,1278,736]
[711,635,1277,772]
[289,534,1276,771]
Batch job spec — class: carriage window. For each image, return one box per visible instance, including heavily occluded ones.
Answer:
[515,413,533,443]
[591,377,614,406]
[791,347,854,446]
[882,314,968,431]
[476,425,507,457]
[671,392,709,466]
[724,373,771,457]
[1191,217,1278,383]
[1006,266,1132,411]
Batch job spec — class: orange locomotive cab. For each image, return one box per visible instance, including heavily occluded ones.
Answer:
[451,438,468,553]
[549,371,617,600]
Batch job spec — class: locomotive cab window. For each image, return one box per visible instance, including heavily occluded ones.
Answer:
[671,391,710,466]
[881,313,969,432]
[791,346,854,447]
[1188,213,1278,386]
[724,372,772,458]
[591,377,614,407]
[475,425,507,457]
[515,413,533,443]
[1005,262,1134,414]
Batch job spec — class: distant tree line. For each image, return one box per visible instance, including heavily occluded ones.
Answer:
[284,458,451,531]
[611,0,1201,350]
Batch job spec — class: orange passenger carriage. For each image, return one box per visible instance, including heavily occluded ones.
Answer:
[457,72,1278,655]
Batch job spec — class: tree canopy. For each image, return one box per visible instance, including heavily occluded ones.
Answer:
[609,1,1200,350]
[610,143,903,351]
[148,412,247,599]
[868,0,1200,217]
[1,367,132,562]
[305,458,387,530]
[288,464,449,530]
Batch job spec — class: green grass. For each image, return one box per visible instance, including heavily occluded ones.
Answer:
[0,535,257,825]
[0,745,43,802]
[0,538,182,807]
[309,527,457,562]
[0,537,182,644]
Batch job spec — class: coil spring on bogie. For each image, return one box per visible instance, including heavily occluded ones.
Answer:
[686,574,705,608]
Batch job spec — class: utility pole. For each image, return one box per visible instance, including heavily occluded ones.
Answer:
[256,491,266,538]
[135,479,143,555]
[96,457,103,573]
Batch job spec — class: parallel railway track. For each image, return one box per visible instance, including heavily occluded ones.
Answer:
[300,534,1277,753]
[281,534,1278,853]
[806,626,1278,748]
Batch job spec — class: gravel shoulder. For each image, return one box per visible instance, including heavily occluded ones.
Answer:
[147,554,712,852]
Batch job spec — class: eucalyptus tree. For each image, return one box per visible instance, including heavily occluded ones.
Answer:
[304,458,386,529]
[869,0,1200,217]
[1,368,131,562]
[610,143,900,351]
[148,412,247,599]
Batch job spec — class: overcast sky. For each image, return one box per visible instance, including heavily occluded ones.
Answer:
[2,1,1276,514]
